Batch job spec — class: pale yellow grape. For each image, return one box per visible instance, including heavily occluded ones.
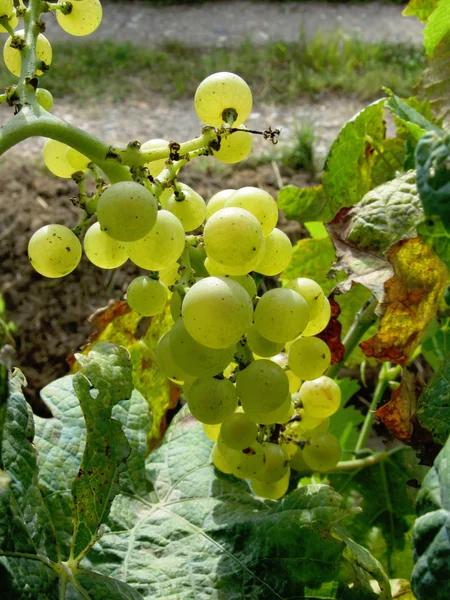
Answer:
[182,276,253,349]
[56,0,102,37]
[226,187,278,236]
[28,224,82,278]
[212,443,233,474]
[289,448,310,473]
[206,189,236,219]
[288,336,331,380]
[141,138,169,177]
[296,408,326,434]
[166,184,206,232]
[36,88,54,111]
[0,7,18,33]
[204,207,264,270]
[128,209,185,270]
[280,440,298,460]
[83,222,128,269]
[204,256,226,276]
[299,376,341,419]
[220,412,257,450]
[66,147,90,171]
[158,187,172,209]
[286,278,325,322]
[170,290,182,321]
[203,423,221,442]
[270,353,302,394]
[187,377,237,424]
[254,288,309,343]
[156,332,192,384]
[227,274,257,300]
[213,126,252,164]
[244,394,293,425]
[303,432,341,472]
[254,443,289,483]
[159,262,181,287]
[247,324,284,358]
[194,72,252,127]
[4,30,52,76]
[127,276,167,317]
[302,416,330,439]
[251,468,290,500]
[43,140,76,179]
[97,181,158,242]
[237,359,289,414]
[255,228,292,276]
[302,297,331,336]
[228,441,265,478]
[0,0,13,20]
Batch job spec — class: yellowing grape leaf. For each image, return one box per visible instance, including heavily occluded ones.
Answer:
[361,237,448,365]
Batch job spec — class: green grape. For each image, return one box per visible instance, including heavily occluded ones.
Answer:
[204,207,264,271]
[288,336,331,380]
[227,441,265,479]
[203,423,221,442]
[156,332,192,383]
[213,126,252,164]
[4,30,52,76]
[127,276,167,316]
[247,325,284,358]
[182,276,253,349]
[169,318,235,378]
[194,72,252,127]
[96,181,158,242]
[280,440,298,460]
[270,353,301,394]
[220,412,257,450]
[141,138,169,177]
[83,222,128,269]
[299,376,341,419]
[170,290,182,321]
[244,393,293,425]
[187,377,237,424]
[66,147,90,171]
[158,187,173,209]
[302,297,331,337]
[211,443,233,474]
[255,228,292,276]
[286,278,325,323]
[128,209,185,270]
[227,274,257,300]
[56,0,102,36]
[28,224,82,278]
[0,2,17,33]
[166,184,206,232]
[254,288,309,343]
[189,246,209,279]
[206,189,236,220]
[237,359,289,414]
[303,432,341,472]
[251,468,290,500]
[225,187,278,236]
[302,416,330,439]
[43,140,76,179]
[36,88,54,111]
[289,448,310,473]
[254,443,289,483]
[159,262,181,287]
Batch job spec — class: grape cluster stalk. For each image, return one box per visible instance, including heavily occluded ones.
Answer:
[0,0,344,500]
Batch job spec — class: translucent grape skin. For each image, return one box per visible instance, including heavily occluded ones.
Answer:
[83,222,128,269]
[166,184,206,232]
[0,1,17,33]
[56,0,103,37]
[182,276,253,349]
[223,441,265,479]
[286,278,325,323]
[206,189,236,220]
[187,377,238,425]
[237,359,289,414]
[243,393,293,425]
[246,325,284,358]
[288,336,331,380]
[254,288,309,344]
[225,186,278,237]
[212,443,233,474]
[302,432,341,472]
[299,376,341,419]
[96,181,158,242]
[126,276,168,317]
[270,353,302,394]
[66,147,90,172]
[213,126,252,164]
[255,228,293,277]
[289,448,311,473]
[194,72,252,127]
[203,423,221,442]
[141,138,169,177]
[28,224,82,278]
[36,88,54,111]
[251,467,290,500]
[156,332,193,384]
[302,296,331,337]
[220,412,258,450]
[4,30,52,76]
[43,140,76,179]
[253,443,289,483]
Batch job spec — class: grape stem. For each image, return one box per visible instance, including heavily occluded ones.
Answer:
[330,445,405,472]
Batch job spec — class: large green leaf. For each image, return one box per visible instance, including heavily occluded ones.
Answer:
[416,353,450,444]
[411,435,450,600]
[386,95,442,139]
[423,0,450,56]
[403,0,439,22]
[278,184,332,223]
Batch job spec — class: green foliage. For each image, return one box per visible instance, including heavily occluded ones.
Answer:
[422,317,450,370]
[281,235,337,293]
[328,378,364,452]
[423,0,450,55]
[416,354,450,444]
[278,185,331,223]
[411,435,450,600]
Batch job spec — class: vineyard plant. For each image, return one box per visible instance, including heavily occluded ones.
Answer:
[0,0,449,598]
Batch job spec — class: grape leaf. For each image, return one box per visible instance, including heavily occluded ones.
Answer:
[411,435,450,600]
[422,317,450,371]
[423,0,450,56]
[403,0,439,21]
[371,138,406,187]
[417,215,450,269]
[416,353,450,445]
[420,31,450,127]
[385,95,442,138]
[278,184,332,223]
[281,236,337,294]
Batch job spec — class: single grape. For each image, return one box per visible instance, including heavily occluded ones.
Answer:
[213,126,252,164]
[194,72,252,127]
[127,276,168,316]
[66,147,90,172]
[189,246,209,279]
[128,209,185,270]
[159,262,181,287]
[166,184,206,232]
[182,276,253,349]
[187,377,237,424]
[288,336,331,380]
[220,412,258,450]
[156,332,192,384]
[302,432,341,472]
[169,318,235,378]
[286,278,325,323]
[289,448,310,473]
[280,440,298,460]
[225,187,278,237]
[212,443,233,474]
[141,138,169,177]
[56,0,102,36]
[251,468,290,500]
[206,189,236,220]
[299,376,341,419]
[83,222,128,269]
[170,290,182,321]
[0,2,17,33]
[43,140,76,179]
[158,187,173,209]
[227,441,265,478]
[254,443,289,483]
[255,228,292,276]
[28,224,82,278]
[247,325,284,358]
[36,88,54,111]
[302,297,331,337]
[96,181,158,242]
[254,288,309,343]
[4,30,52,76]
[203,423,221,442]
[236,359,289,414]
[244,393,293,425]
